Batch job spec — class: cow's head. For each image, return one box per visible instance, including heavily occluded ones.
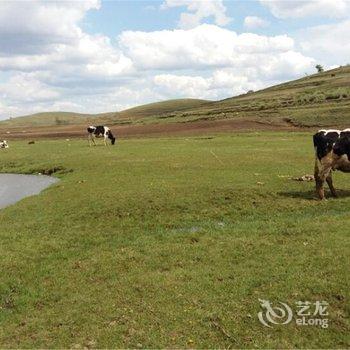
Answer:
[111,137,116,145]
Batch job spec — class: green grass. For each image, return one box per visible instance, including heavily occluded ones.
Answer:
[0,133,349,348]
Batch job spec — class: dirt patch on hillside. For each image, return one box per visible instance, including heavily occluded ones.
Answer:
[0,118,302,140]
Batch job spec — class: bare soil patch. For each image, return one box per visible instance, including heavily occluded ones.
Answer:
[0,118,301,140]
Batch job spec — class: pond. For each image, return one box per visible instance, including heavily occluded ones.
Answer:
[0,173,58,209]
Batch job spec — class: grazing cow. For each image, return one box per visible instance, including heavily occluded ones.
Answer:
[313,129,350,199]
[87,125,116,146]
[0,140,9,149]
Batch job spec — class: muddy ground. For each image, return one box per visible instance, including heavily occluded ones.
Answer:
[0,118,305,140]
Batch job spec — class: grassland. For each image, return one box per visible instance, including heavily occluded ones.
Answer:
[0,133,349,348]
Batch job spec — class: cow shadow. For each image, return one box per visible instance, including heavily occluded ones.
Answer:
[278,189,350,200]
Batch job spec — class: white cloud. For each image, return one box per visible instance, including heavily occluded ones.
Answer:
[0,100,21,118]
[298,20,350,66]
[0,73,60,103]
[119,24,302,71]
[154,71,260,99]
[161,0,232,29]
[260,0,350,19]
[153,55,315,100]
[154,74,210,98]
[211,69,251,90]
[0,0,133,81]
[0,0,100,54]
[243,16,270,29]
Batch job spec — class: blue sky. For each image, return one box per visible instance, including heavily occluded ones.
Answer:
[83,1,337,37]
[0,0,349,119]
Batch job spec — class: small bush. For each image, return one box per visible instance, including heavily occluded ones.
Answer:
[315,64,324,73]
[324,88,349,100]
[325,93,340,100]
[295,88,349,105]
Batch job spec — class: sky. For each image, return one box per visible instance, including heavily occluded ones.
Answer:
[0,0,350,120]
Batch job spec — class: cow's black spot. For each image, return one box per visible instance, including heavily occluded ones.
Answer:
[313,131,340,160]
[93,125,106,137]
[334,133,350,160]
[107,130,116,144]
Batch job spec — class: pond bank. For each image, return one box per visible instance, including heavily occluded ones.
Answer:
[0,173,58,209]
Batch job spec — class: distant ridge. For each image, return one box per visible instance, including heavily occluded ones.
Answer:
[0,99,210,127]
[1,66,350,128]
[115,98,211,120]
[0,111,116,127]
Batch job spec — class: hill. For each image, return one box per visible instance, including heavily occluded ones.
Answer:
[1,66,349,129]
[0,111,110,127]
[116,98,211,120]
[211,65,350,127]
[0,99,210,127]
[139,65,350,128]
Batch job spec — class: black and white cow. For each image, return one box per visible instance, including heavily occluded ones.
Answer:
[313,129,350,199]
[87,125,116,146]
[0,140,9,149]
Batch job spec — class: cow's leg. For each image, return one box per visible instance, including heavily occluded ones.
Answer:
[318,169,332,200]
[326,171,337,197]
[315,153,336,200]
[104,136,107,146]
[315,174,325,200]
[317,168,332,200]
[314,158,326,200]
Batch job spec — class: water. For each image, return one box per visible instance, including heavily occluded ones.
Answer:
[0,174,58,209]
